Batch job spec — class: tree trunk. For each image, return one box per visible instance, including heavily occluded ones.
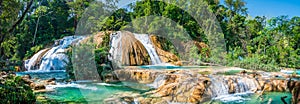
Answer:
[33,16,40,45]
[8,0,34,33]
[0,0,33,59]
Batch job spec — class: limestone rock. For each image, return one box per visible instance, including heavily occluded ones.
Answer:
[111,31,151,66]
[112,69,297,103]
[288,80,300,104]
[34,84,46,90]
[114,69,163,83]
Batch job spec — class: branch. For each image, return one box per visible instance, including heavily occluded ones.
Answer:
[8,0,34,33]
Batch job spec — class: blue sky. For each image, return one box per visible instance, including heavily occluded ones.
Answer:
[221,0,300,18]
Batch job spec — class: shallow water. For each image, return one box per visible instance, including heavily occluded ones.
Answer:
[16,70,67,80]
[37,82,151,103]
[139,65,208,69]
[281,70,300,74]
[17,71,293,104]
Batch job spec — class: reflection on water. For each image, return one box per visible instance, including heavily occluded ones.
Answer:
[37,82,152,103]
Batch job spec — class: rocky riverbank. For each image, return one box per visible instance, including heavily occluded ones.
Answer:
[0,71,36,103]
[107,68,300,104]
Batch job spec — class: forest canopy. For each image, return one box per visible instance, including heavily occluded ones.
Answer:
[0,0,299,70]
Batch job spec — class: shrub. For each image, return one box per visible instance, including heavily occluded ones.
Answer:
[227,54,281,72]
[0,75,36,103]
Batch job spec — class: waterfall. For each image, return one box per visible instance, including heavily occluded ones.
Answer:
[235,77,259,93]
[24,36,85,71]
[24,48,51,70]
[133,33,162,65]
[208,76,260,102]
[108,31,123,66]
[209,76,230,96]
[108,31,162,65]
[148,74,166,88]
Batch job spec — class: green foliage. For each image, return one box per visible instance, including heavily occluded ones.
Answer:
[24,45,43,59]
[65,48,75,79]
[216,70,241,75]
[226,51,281,72]
[0,75,36,103]
[0,0,299,72]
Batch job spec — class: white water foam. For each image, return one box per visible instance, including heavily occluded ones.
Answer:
[133,33,162,65]
[108,31,163,65]
[46,83,98,91]
[25,36,85,71]
[147,74,166,88]
[213,92,253,103]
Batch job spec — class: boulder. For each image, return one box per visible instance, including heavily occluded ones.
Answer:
[34,84,46,90]
[150,73,211,103]
[22,74,31,79]
[46,78,56,82]
[114,69,162,83]
[288,80,300,104]
[22,77,34,85]
[228,78,236,94]
[292,82,300,104]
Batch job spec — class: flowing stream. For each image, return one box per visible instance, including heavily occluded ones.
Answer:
[21,32,292,103]
[207,75,261,103]
[109,31,162,65]
[24,36,85,71]
[133,33,162,65]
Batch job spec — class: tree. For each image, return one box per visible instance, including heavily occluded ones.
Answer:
[0,0,33,59]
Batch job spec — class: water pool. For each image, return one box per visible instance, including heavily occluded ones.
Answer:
[16,70,67,80]
[16,71,293,104]
[139,65,209,69]
[36,82,152,103]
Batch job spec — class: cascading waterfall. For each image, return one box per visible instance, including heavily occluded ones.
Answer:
[133,33,162,65]
[148,74,166,88]
[24,48,51,70]
[208,76,230,97]
[108,31,123,66]
[208,75,260,102]
[24,36,85,71]
[235,77,259,93]
[108,31,162,65]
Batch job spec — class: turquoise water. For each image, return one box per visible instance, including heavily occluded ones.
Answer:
[16,70,67,80]
[17,71,293,104]
[139,65,208,69]
[36,82,151,103]
[281,70,300,74]
[39,84,292,104]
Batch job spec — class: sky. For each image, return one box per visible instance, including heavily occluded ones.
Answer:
[221,0,300,18]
